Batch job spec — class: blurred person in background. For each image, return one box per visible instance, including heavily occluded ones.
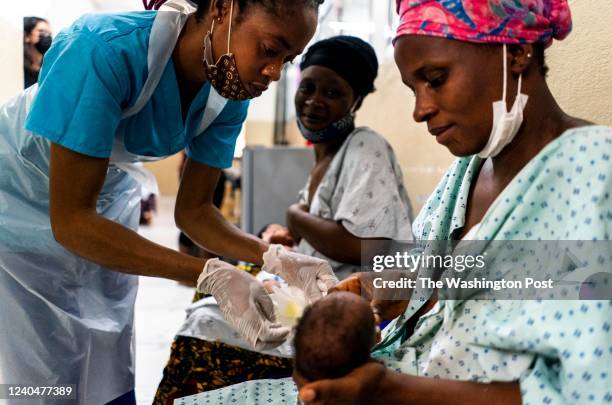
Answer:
[23,16,52,88]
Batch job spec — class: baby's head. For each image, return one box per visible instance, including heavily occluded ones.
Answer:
[293,292,376,382]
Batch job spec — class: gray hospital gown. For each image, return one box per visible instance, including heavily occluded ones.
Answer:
[296,126,414,279]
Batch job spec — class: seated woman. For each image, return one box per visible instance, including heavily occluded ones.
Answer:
[188,0,612,403]
[154,35,414,404]
[265,35,414,279]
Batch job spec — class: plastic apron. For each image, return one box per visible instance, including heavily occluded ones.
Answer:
[0,3,227,403]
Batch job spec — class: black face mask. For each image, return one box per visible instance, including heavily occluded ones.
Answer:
[35,34,52,54]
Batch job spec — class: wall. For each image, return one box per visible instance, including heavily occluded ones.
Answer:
[545,0,612,125]
[0,14,24,104]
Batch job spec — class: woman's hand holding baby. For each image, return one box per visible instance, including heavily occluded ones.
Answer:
[297,360,522,405]
[297,361,388,405]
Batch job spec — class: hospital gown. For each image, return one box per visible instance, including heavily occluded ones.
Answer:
[297,126,414,279]
[185,125,612,404]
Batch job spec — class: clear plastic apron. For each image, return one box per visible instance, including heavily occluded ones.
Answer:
[0,4,226,403]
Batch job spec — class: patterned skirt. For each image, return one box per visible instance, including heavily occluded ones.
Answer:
[153,335,292,405]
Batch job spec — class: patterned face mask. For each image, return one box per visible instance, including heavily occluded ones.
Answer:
[202,0,252,100]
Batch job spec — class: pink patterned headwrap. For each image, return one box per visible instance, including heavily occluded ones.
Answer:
[395,0,572,48]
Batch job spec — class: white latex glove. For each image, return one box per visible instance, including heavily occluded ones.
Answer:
[262,244,339,302]
[197,258,289,350]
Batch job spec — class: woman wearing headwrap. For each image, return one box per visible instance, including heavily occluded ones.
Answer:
[186,1,611,404]
[154,35,414,404]
[264,35,414,279]
[300,0,611,404]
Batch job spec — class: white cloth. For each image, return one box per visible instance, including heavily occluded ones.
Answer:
[297,127,414,279]
[176,297,294,358]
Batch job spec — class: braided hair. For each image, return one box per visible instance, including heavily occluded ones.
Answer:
[144,0,324,21]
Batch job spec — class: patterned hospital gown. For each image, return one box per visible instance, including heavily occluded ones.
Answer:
[296,126,414,279]
[183,125,612,404]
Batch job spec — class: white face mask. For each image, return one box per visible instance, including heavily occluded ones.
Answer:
[478,44,529,158]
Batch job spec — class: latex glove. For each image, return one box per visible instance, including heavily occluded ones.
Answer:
[197,258,289,350]
[262,244,339,302]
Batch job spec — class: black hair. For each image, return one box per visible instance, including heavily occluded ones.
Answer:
[293,293,375,381]
[24,17,48,35]
[144,0,323,22]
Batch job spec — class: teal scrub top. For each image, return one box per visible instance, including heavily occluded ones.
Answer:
[24,11,249,169]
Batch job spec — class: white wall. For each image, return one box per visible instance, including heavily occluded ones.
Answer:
[0,13,24,104]
[546,0,612,125]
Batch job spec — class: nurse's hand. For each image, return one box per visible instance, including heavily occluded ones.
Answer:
[197,258,289,350]
[297,361,388,405]
[262,244,338,302]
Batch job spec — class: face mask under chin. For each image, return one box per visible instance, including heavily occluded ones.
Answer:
[478,44,529,158]
[201,0,253,101]
[297,110,356,144]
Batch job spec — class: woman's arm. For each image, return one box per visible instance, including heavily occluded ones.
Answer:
[175,157,268,265]
[49,144,203,284]
[286,203,362,264]
[378,369,521,405]
[299,362,522,405]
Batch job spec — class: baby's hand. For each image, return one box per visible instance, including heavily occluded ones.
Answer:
[261,224,295,247]
[331,272,411,326]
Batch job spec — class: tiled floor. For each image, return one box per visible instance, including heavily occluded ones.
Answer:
[135,196,194,404]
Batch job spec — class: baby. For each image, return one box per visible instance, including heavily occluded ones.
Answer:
[293,292,376,381]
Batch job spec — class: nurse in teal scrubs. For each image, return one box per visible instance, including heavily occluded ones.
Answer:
[0,0,336,403]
